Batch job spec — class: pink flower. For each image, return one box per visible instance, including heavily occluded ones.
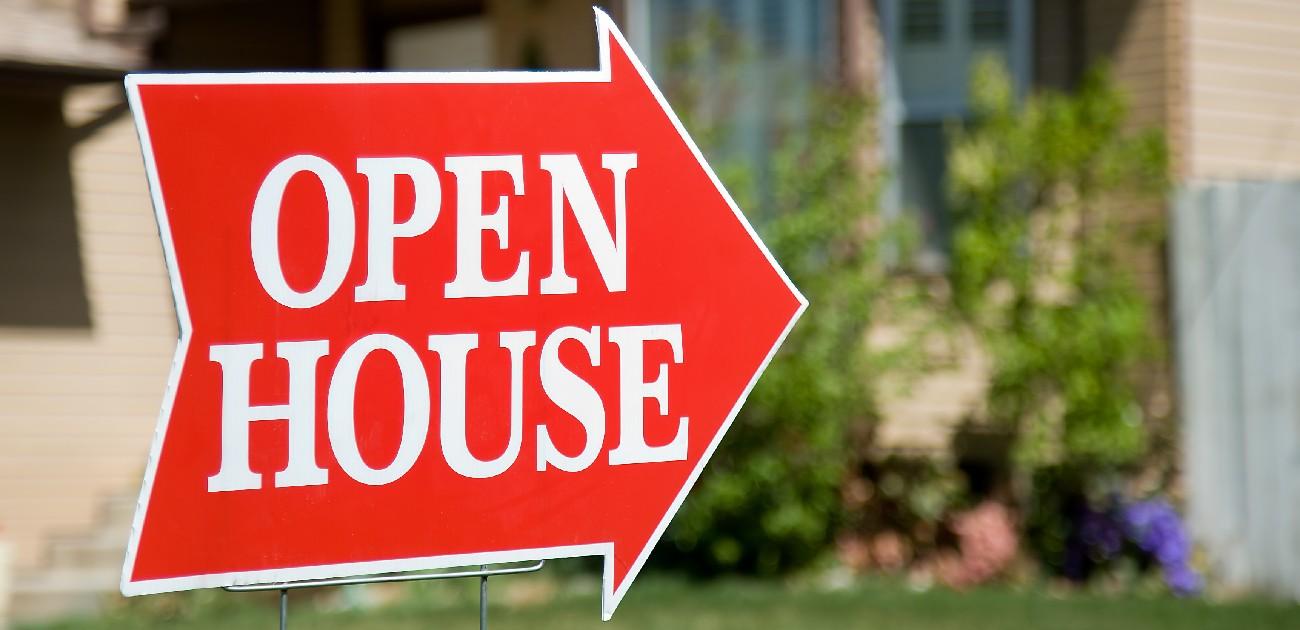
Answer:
[940,501,1018,588]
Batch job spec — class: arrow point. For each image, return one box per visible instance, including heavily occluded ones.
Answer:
[592,5,615,27]
[593,5,651,87]
[592,5,618,45]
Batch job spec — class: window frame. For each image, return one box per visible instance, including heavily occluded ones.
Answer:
[877,0,1032,269]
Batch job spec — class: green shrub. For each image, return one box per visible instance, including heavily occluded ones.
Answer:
[944,58,1168,567]
[650,16,935,569]
[663,91,889,575]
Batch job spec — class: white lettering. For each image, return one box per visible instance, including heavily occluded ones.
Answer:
[539,153,635,294]
[428,330,536,478]
[443,155,528,298]
[327,333,431,485]
[250,155,355,309]
[208,340,331,491]
[536,326,605,472]
[354,157,442,302]
[607,324,688,465]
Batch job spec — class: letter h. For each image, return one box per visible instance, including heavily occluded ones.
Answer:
[207,341,330,492]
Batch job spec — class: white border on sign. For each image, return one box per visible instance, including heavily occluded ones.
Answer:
[121,8,809,621]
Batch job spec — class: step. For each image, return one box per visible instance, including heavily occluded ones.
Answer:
[98,494,139,528]
[10,568,119,623]
[57,518,132,549]
[44,534,126,571]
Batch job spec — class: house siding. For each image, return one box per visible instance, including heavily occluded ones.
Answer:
[1188,0,1300,179]
[1087,0,1181,315]
[1034,0,1185,171]
[0,84,174,570]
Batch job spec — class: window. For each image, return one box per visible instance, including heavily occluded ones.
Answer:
[903,0,944,44]
[970,0,1009,41]
[385,16,493,70]
[899,121,951,269]
[881,0,1029,271]
[630,0,838,207]
[760,0,786,51]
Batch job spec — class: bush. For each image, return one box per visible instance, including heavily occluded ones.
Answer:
[647,16,941,574]
[947,58,1166,473]
[664,91,888,575]
[945,58,1169,571]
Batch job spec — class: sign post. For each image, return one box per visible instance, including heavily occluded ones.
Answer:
[122,9,805,622]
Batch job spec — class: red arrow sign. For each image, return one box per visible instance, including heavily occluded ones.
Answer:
[121,10,804,619]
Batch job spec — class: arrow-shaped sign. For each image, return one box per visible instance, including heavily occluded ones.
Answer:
[121,9,805,619]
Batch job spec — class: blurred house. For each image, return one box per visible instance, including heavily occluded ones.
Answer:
[0,0,164,621]
[0,0,1296,622]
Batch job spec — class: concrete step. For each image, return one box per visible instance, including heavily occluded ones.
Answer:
[11,568,118,623]
[9,491,137,624]
[44,534,125,572]
[98,495,138,528]
[51,518,131,549]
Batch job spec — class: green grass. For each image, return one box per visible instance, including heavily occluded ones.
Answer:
[24,573,1300,630]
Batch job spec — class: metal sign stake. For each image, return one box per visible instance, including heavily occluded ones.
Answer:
[222,561,544,629]
[479,565,489,630]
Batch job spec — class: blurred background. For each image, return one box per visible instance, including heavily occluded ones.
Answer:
[2,0,1300,628]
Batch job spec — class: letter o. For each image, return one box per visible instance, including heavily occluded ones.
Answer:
[327,334,431,486]
[251,154,355,309]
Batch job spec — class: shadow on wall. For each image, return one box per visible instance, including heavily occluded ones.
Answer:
[1035,0,1142,90]
[0,91,123,328]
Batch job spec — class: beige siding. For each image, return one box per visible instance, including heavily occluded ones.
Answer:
[1087,0,1181,138]
[1189,0,1300,179]
[1091,0,1183,316]
[1034,0,1186,174]
[0,84,174,569]
[873,327,990,454]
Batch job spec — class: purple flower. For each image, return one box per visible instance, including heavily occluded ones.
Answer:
[1121,498,1202,596]
[1080,508,1124,559]
[1165,564,1203,596]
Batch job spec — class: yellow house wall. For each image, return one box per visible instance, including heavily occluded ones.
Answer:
[0,84,174,569]
[1188,0,1300,179]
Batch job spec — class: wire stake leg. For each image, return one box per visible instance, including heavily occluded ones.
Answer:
[223,561,542,629]
[479,564,488,630]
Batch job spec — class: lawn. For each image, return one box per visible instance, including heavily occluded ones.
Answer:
[23,570,1300,630]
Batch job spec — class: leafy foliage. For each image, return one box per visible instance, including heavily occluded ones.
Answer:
[664,91,887,575]
[946,59,1167,473]
[647,16,938,573]
[946,59,1170,577]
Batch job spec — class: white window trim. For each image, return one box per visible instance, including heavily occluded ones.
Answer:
[625,0,653,72]
[877,0,1032,226]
